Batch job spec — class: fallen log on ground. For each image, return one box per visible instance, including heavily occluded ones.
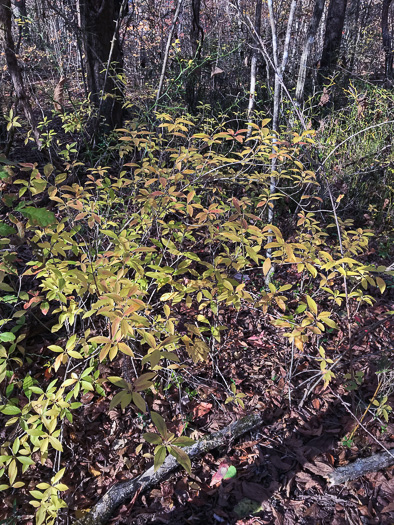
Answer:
[73,412,263,525]
[326,447,394,486]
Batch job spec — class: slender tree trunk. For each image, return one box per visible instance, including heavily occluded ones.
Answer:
[266,0,297,282]
[13,0,29,39]
[319,0,348,81]
[78,0,125,129]
[344,0,361,74]
[185,0,203,113]
[246,0,262,136]
[155,0,184,106]
[382,0,393,80]
[0,0,41,147]
[295,0,326,102]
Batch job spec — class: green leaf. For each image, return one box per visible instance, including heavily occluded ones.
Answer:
[151,412,167,439]
[48,436,63,452]
[18,206,56,227]
[223,465,237,479]
[154,445,167,471]
[133,372,156,391]
[168,445,192,474]
[0,222,16,236]
[109,391,125,409]
[0,332,16,343]
[53,483,68,491]
[52,467,66,484]
[16,456,35,466]
[26,428,45,436]
[321,317,338,329]
[1,405,21,415]
[29,490,44,500]
[132,392,147,412]
[36,483,50,490]
[143,432,162,445]
[172,436,195,447]
[376,277,386,294]
[118,392,131,410]
[12,437,20,455]
[107,376,128,388]
[306,295,318,315]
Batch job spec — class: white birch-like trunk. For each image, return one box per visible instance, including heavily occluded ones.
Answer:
[155,0,184,106]
[266,0,297,282]
[246,0,262,137]
[295,0,326,102]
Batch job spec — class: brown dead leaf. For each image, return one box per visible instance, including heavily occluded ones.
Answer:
[192,402,212,419]
[211,66,224,77]
[382,501,394,513]
[304,461,334,477]
[296,471,321,490]
[312,398,321,410]
[319,87,330,106]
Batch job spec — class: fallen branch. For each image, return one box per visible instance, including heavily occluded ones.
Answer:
[73,412,263,525]
[326,447,394,486]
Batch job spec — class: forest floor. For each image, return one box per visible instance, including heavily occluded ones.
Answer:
[1,232,393,525]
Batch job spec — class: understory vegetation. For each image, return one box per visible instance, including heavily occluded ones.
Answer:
[0,0,394,522]
[0,96,393,523]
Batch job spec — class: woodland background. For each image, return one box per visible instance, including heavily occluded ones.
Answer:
[0,0,394,524]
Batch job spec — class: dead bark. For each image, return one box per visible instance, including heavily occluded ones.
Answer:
[0,0,41,148]
[72,412,263,525]
[326,447,394,486]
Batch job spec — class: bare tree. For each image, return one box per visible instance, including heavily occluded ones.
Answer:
[319,0,348,81]
[13,0,29,39]
[295,0,326,102]
[185,0,204,113]
[246,0,262,135]
[344,0,361,74]
[0,0,41,147]
[155,0,184,106]
[78,0,126,129]
[382,0,393,80]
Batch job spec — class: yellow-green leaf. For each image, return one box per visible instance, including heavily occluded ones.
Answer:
[306,295,317,315]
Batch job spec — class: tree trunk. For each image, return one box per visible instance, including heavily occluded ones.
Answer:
[382,0,393,80]
[246,0,262,135]
[185,0,203,113]
[155,0,184,106]
[13,0,29,39]
[319,0,348,81]
[0,0,41,147]
[266,0,297,283]
[78,0,125,129]
[295,0,326,102]
[344,0,361,74]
